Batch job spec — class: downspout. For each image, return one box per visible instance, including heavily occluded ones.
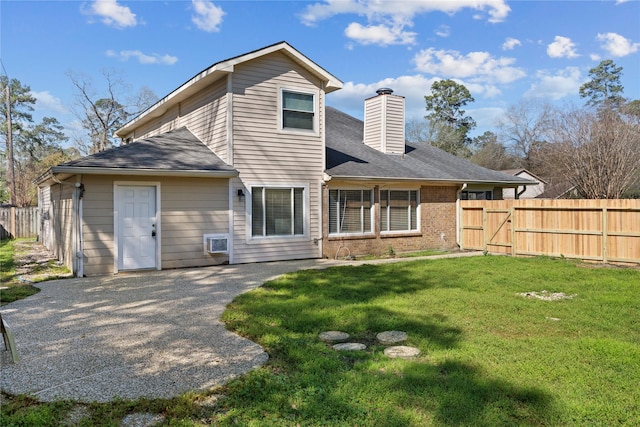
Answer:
[456,183,468,248]
[516,185,527,199]
[51,175,84,277]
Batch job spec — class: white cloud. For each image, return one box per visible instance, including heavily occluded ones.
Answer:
[328,75,439,120]
[547,36,579,58]
[525,67,582,100]
[106,50,178,65]
[590,53,602,61]
[435,25,450,38]
[191,0,225,32]
[412,48,526,84]
[88,0,137,29]
[502,37,521,51]
[344,22,416,46]
[300,0,510,46]
[596,32,639,57]
[30,91,68,114]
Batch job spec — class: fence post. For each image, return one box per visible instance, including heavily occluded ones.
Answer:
[10,207,16,239]
[511,205,516,256]
[602,207,608,263]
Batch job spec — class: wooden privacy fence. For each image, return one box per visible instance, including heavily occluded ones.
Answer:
[460,199,640,265]
[0,207,40,240]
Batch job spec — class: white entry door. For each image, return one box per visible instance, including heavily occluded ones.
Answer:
[117,185,158,270]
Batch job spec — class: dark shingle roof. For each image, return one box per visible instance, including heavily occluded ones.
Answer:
[325,107,534,186]
[55,127,236,175]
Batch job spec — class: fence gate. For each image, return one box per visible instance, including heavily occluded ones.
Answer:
[485,208,513,254]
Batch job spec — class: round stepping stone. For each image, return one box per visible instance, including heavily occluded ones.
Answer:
[376,330,408,345]
[333,342,367,351]
[383,345,421,359]
[319,331,349,343]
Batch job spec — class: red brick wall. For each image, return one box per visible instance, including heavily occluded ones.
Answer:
[322,185,460,258]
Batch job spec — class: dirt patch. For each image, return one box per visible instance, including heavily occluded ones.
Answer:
[519,290,576,301]
[12,240,72,282]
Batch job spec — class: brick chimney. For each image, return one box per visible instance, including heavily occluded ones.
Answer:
[363,88,405,155]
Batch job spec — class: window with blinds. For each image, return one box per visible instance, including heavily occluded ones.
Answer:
[460,190,493,200]
[380,190,418,232]
[282,90,315,131]
[252,187,304,237]
[328,189,373,235]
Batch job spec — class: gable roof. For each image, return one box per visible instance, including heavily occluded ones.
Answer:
[116,41,343,137]
[501,168,548,184]
[325,107,535,187]
[37,127,237,184]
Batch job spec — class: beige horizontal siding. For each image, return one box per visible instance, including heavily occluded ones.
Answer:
[78,175,230,275]
[229,52,324,264]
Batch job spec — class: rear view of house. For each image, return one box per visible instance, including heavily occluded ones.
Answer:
[37,42,533,276]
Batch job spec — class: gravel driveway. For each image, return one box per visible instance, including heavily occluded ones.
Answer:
[0,259,328,402]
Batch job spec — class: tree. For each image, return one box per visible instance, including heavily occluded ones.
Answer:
[68,70,158,154]
[546,106,640,199]
[579,59,625,109]
[1,76,71,206]
[470,131,518,170]
[424,79,476,157]
[496,99,553,173]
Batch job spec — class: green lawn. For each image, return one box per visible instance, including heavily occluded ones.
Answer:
[1,239,41,305]
[2,256,639,426]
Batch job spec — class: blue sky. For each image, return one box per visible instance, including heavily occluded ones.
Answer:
[1,0,639,142]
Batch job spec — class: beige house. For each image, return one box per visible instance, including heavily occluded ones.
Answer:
[37,42,533,276]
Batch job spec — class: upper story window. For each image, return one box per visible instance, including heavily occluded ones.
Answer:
[281,89,316,132]
[328,189,373,235]
[380,190,419,233]
[461,190,493,200]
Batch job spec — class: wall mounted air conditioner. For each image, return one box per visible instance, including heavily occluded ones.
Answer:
[203,234,229,254]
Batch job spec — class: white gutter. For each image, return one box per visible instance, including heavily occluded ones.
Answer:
[456,183,468,248]
[326,175,534,186]
[51,166,239,178]
[51,175,84,277]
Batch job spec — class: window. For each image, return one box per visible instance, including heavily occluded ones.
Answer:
[252,187,305,237]
[380,190,418,232]
[328,189,373,235]
[282,90,315,131]
[461,190,493,200]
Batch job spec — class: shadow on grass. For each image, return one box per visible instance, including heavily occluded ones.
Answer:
[221,262,561,425]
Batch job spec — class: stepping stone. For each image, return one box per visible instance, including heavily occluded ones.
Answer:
[333,342,367,351]
[383,346,421,359]
[376,330,408,345]
[121,412,165,427]
[319,331,349,343]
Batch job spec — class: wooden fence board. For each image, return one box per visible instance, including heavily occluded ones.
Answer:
[460,199,640,265]
[0,207,39,239]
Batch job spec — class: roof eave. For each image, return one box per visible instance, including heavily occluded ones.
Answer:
[49,166,239,179]
[115,42,343,137]
[325,174,537,187]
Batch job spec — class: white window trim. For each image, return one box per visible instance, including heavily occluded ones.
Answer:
[328,188,375,237]
[278,86,320,136]
[247,183,309,243]
[380,189,420,234]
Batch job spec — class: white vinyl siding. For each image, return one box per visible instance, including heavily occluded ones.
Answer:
[328,189,373,235]
[380,190,418,233]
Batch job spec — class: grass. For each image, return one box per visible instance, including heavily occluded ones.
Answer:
[1,255,639,426]
[0,239,48,306]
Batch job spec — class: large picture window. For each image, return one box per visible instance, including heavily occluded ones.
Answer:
[282,90,315,131]
[328,189,373,235]
[380,190,418,232]
[252,187,305,237]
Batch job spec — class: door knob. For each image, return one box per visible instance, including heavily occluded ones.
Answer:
[151,231,156,237]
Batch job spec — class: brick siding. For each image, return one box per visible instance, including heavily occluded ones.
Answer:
[322,185,460,259]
